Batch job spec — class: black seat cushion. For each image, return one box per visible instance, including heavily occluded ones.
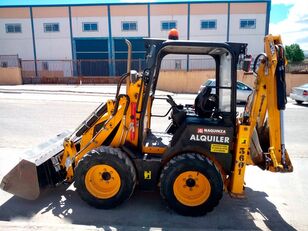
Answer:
[194,87,218,118]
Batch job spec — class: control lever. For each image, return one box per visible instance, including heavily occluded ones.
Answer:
[166,95,177,107]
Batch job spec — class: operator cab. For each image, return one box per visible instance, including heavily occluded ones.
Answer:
[138,39,247,163]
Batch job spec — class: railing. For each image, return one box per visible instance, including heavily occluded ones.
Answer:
[20,59,145,78]
[2,54,307,78]
[18,58,217,78]
[0,55,21,68]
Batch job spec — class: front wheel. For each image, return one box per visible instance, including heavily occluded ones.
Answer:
[160,153,223,216]
[74,146,136,209]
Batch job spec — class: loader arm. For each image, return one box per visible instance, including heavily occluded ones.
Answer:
[60,76,145,182]
[229,35,293,196]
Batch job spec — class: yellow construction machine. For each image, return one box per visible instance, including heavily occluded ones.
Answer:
[1,34,293,216]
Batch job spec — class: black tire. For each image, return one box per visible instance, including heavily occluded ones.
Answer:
[160,153,223,216]
[74,146,136,209]
[295,100,303,105]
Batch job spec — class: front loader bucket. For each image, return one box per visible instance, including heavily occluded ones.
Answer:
[1,160,40,200]
[0,131,71,200]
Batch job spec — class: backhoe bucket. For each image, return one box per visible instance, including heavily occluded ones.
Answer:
[0,131,71,200]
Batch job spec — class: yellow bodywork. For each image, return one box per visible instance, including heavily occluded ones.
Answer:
[229,125,251,196]
[173,171,211,207]
[85,164,121,199]
[60,34,292,197]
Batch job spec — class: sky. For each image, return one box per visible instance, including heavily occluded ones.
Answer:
[270,0,308,52]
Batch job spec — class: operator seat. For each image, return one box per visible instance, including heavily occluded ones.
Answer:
[194,86,218,118]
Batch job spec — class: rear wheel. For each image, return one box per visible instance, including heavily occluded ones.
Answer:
[160,153,223,216]
[295,100,303,105]
[75,146,136,209]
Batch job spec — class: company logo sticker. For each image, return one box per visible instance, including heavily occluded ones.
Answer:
[196,128,226,135]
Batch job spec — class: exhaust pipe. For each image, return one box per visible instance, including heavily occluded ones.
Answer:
[0,131,70,200]
[125,39,132,89]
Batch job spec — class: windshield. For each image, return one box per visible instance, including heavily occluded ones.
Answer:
[204,79,215,87]
[218,52,232,112]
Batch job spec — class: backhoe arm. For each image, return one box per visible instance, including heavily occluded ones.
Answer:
[229,35,293,196]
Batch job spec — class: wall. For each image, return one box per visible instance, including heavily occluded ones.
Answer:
[0,8,34,60]
[111,5,148,37]
[157,70,308,95]
[285,74,308,95]
[0,2,270,76]
[239,72,308,95]
[71,6,108,38]
[32,7,72,60]
[157,70,215,93]
[150,4,188,39]
[190,3,228,42]
[0,67,22,85]
[229,3,267,57]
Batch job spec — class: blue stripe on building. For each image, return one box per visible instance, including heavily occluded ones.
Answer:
[107,5,115,76]
[29,6,38,77]
[227,2,230,42]
[147,3,151,37]
[68,6,74,62]
[265,0,271,35]
[186,3,190,71]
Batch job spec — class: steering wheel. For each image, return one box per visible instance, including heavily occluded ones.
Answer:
[165,95,186,130]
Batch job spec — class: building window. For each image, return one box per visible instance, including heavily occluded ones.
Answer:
[83,22,98,32]
[122,22,137,31]
[240,19,256,29]
[161,21,177,31]
[5,24,22,33]
[44,23,60,32]
[201,20,217,30]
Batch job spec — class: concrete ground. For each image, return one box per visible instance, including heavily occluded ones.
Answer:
[0,85,307,230]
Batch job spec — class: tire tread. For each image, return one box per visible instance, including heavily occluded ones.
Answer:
[75,146,136,209]
[160,153,223,216]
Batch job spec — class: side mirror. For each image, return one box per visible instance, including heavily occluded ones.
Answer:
[130,70,139,83]
[242,54,252,72]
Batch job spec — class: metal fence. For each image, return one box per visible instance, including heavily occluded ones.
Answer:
[0,55,21,68]
[20,59,146,78]
[2,54,308,78]
[18,58,217,78]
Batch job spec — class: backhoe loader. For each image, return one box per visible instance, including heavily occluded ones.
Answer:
[1,34,293,216]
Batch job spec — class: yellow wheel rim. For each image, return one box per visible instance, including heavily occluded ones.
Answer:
[173,171,211,207]
[85,164,121,199]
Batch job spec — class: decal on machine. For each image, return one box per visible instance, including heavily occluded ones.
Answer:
[191,128,230,147]
[144,171,151,180]
[190,134,230,143]
[197,128,226,135]
[211,144,229,153]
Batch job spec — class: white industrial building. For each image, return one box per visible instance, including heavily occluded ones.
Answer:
[0,0,270,77]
